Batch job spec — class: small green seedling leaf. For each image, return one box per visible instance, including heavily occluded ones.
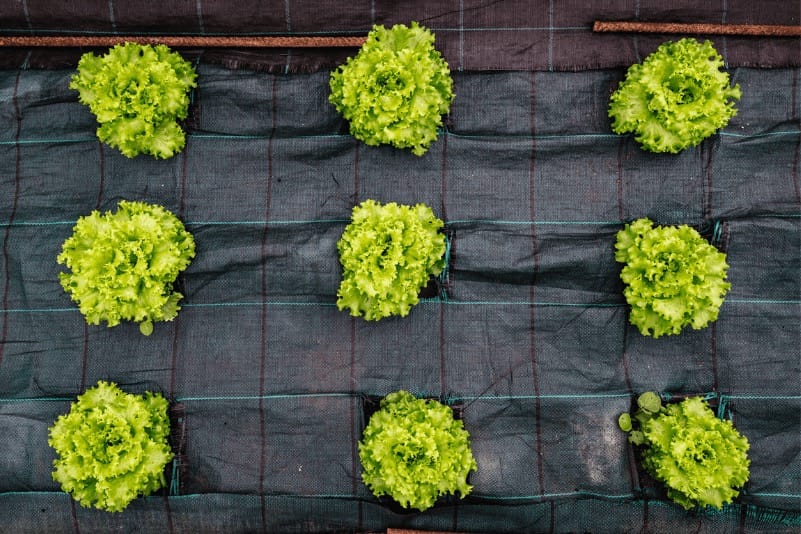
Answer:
[637,391,662,414]
[139,321,154,336]
[628,430,645,446]
[618,413,633,432]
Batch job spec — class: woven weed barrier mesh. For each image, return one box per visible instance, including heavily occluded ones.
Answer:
[2,1,801,529]
[0,63,799,533]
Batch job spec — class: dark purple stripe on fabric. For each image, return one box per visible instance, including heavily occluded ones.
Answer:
[165,141,185,532]
[162,493,175,534]
[440,133,448,398]
[632,0,642,61]
[440,129,448,220]
[349,325,356,393]
[528,71,546,497]
[702,150,716,389]
[642,496,649,533]
[169,315,181,399]
[0,69,24,372]
[179,142,189,218]
[709,221,733,394]
[704,142,715,220]
[349,318,362,528]
[439,300,446,399]
[793,131,801,204]
[529,71,540,284]
[616,137,625,222]
[79,141,106,393]
[258,75,278,534]
[353,143,360,203]
[79,142,106,394]
[710,320,719,393]
[792,69,801,205]
[79,324,89,393]
[711,221,732,393]
[738,502,748,534]
[350,143,362,528]
[619,319,639,493]
[620,322,632,392]
[96,142,105,209]
[446,228,456,296]
[69,498,81,534]
[169,143,191,400]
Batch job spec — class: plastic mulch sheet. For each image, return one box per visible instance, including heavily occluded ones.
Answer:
[0,64,799,531]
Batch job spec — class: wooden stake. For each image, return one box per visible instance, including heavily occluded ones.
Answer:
[0,35,366,48]
[593,21,801,37]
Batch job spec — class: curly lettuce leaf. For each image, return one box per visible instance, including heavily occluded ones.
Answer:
[359,391,477,511]
[58,200,196,335]
[615,218,730,338]
[609,38,740,153]
[620,394,750,510]
[48,381,174,512]
[337,199,446,321]
[70,42,197,159]
[329,22,454,156]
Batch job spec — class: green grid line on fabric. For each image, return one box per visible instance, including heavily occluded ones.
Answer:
[2,129,800,146]
[0,489,798,503]
[3,215,800,228]
[2,215,800,228]
[2,392,798,404]
[1,298,798,314]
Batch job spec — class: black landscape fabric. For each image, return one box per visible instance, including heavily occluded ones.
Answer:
[2,0,801,71]
[0,64,800,532]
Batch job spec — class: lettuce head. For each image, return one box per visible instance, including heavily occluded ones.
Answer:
[58,201,196,336]
[609,38,740,153]
[615,218,730,338]
[70,42,197,159]
[359,390,477,511]
[48,381,174,512]
[329,22,454,156]
[620,393,750,510]
[337,199,446,321]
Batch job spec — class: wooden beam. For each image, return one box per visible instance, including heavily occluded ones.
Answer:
[593,21,801,37]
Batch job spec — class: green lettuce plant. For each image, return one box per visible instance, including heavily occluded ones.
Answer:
[70,42,197,159]
[337,199,446,321]
[329,22,454,156]
[48,381,174,512]
[359,390,477,511]
[58,200,196,336]
[615,218,730,338]
[609,38,740,153]
[619,393,750,510]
